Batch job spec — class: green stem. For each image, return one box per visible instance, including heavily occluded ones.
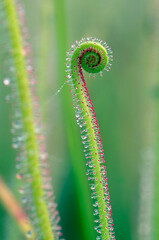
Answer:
[66,38,114,239]
[3,0,54,239]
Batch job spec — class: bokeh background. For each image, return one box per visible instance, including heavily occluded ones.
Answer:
[0,0,159,239]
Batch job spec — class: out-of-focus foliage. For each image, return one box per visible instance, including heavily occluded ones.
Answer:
[0,0,159,240]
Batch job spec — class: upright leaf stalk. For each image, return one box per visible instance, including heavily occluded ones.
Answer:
[65,38,114,240]
[2,0,61,239]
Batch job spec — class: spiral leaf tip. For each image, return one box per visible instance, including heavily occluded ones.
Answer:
[65,37,113,82]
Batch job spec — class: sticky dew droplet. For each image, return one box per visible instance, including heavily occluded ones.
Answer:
[22,197,27,204]
[26,230,32,238]
[12,142,19,149]
[3,78,10,86]
[81,135,87,140]
[16,173,23,179]
[19,187,24,194]
[90,184,95,190]
[100,71,103,77]
[66,63,70,68]
[12,120,22,129]
[76,113,80,118]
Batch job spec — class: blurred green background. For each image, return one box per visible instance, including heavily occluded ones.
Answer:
[0,0,159,239]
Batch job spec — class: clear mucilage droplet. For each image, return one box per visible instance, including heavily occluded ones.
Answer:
[19,187,24,194]
[16,173,23,179]
[26,230,32,238]
[3,78,10,86]
[22,197,27,204]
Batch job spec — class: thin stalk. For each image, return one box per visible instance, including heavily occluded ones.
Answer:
[66,38,114,240]
[3,0,55,239]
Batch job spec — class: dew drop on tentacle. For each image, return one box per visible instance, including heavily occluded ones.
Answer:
[3,77,10,86]
[22,197,27,204]
[19,186,24,194]
[26,230,32,238]
[16,173,23,180]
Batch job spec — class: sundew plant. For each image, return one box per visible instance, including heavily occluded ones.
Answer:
[0,0,116,238]
[1,0,61,239]
[1,0,159,239]
[65,38,114,240]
